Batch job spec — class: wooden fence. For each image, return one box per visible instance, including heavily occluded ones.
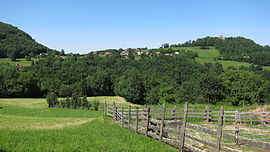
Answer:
[104,102,270,152]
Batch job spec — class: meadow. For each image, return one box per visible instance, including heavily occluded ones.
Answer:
[170,47,270,70]
[0,98,177,152]
[0,58,32,66]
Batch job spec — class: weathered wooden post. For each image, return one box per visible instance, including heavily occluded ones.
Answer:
[249,113,253,125]
[113,101,116,121]
[145,107,150,136]
[173,105,177,120]
[179,102,188,151]
[216,106,224,152]
[262,109,266,125]
[235,124,240,146]
[121,106,124,128]
[205,106,212,122]
[159,103,166,141]
[104,100,107,117]
[136,106,139,133]
[128,105,131,130]
[204,106,208,122]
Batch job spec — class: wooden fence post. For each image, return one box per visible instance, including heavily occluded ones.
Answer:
[262,109,266,125]
[179,102,188,151]
[104,100,107,117]
[206,106,212,122]
[136,106,139,133]
[235,124,240,146]
[113,102,116,121]
[145,107,150,136]
[128,105,131,130]
[121,106,124,128]
[205,106,208,122]
[159,103,166,141]
[173,105,177,120]
[216,106,224,152]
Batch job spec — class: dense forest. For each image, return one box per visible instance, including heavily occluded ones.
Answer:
[0,22,58,59]
[1,52,270,106]
[170,36,270,66]
[1,22,270,106]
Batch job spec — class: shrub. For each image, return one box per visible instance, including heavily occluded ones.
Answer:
[46,92,58,108]
[65,97,71,108]
[81,96,89,109]
[92,100,100,111]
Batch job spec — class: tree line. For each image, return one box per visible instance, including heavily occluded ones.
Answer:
[1,52,270,106]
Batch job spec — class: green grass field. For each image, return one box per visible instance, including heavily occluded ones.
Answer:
[0,98,177,152]
[0,58,33,66]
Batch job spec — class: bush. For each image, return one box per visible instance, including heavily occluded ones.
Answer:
[46,92,58,108]
[92,100,100,111]
[81,96,90,109]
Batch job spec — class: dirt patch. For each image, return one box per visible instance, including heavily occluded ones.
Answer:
[250,105,270,123]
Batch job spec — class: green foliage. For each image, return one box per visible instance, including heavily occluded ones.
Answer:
[92,100,100,111]
[221,70,268,106]
[46,92,58,108]
[51,95,92,110]
[0,64,40,97]
[200,72,224,104]
[0,22,59,58]
[59,84,73,97]
[114,69,145,104]
[87,69,113,96]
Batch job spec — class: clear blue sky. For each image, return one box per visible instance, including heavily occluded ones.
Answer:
[1,0,270,53]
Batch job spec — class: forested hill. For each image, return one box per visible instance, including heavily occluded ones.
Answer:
[171,36,270,66]
[0,22,57,59]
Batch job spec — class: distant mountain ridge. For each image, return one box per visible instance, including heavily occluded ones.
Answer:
[0,22,57,58]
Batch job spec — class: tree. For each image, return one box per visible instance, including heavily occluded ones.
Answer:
[46,92,58,108]
[17,72,40,97]
[60,49,65,56]
[161,43,169,48]
[59,84,72,97]
[221,70,268,106]
[87,69,113,96]
[200,72,224,104]
[114,69,145,104]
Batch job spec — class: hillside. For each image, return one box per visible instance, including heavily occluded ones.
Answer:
[171,36,270,66]
[0,22,57,59]
[167,47,270,70]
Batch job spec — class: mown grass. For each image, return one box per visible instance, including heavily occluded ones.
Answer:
[86,96,139,106]
[0,57,33,66]
[0,98,177,152]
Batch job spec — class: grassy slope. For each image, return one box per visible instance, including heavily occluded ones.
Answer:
[170,47,270,70]
[0,58,32,66]
[0,98,176,152]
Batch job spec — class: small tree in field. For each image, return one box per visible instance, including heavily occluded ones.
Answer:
[65,97,71,108]
[92,100,100,111]
[46,92,58,108]
[81,96,89,109]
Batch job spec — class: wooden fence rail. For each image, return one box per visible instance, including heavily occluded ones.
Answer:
[104,102,270,151]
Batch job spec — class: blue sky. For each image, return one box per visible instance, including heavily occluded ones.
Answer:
[1,0,270,53]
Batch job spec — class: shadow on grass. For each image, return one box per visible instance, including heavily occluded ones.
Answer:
[0,150,7,152]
